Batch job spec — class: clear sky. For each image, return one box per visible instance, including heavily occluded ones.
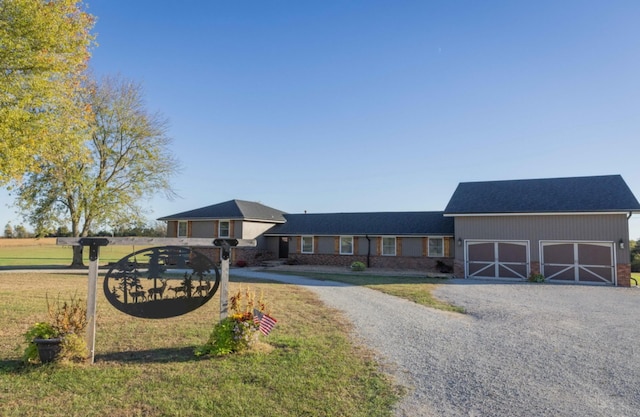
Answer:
[2,0,640,238]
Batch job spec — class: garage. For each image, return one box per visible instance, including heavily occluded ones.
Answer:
[465,240,529,280]
[541,241,615,285]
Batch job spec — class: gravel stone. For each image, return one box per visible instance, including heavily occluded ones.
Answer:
[232,269,640,417]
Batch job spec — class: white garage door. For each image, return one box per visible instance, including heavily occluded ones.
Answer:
[465,240,529,280]
[541,241,615,285]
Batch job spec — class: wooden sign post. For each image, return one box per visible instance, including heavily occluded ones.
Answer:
[213,239,239,320]
[57,237,256,364]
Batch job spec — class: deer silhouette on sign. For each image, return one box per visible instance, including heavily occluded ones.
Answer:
[128,287,147,303]
[148,279,168,300]
[194,280,211,297]
[104,246,221,319]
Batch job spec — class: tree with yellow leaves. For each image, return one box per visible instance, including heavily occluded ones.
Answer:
[0,0,95,183]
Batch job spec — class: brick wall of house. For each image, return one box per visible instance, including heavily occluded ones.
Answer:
[530,261,540,277]
[453,259,465,278]
[288,253,453,274]
[617,263,631,287]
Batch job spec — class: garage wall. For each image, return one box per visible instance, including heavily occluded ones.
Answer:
[453,214,630,263]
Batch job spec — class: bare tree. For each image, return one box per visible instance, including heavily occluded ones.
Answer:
[14,75,180,266]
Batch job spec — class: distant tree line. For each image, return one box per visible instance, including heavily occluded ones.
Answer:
[3,223,32,238]
[3,221,166,238]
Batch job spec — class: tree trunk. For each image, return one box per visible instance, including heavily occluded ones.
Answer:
[71,245,84,268]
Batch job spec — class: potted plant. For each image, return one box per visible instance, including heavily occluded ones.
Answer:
[23,294,88,364]
[23,322,62,363]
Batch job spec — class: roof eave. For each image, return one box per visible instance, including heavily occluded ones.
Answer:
[158,217,285,222]
[263,232,454,237]
[443,211,639,217]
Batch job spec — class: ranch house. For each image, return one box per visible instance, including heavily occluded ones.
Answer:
[158,174,640,286]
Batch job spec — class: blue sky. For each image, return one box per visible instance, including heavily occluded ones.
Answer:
[2,0,640,237]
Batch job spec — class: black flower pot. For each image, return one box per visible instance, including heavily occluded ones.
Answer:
[33,338,63,363]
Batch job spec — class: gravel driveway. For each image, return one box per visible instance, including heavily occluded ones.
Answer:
[232,269,640,417]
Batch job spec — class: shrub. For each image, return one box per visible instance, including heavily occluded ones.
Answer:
[195,316,258,356]
[60,333,89,362]
[528,273,545,283]
[436,260,453,273]
[631,256,640,273]
[195,286,270,357]
[47,293,87,335]
[350,261,366,271]
[236,260,248,267]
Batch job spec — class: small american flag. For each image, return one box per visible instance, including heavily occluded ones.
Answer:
[253,309,263,324]
[259,314,277,336]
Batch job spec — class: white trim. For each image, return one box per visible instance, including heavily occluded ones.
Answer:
[444,211,631,217]
[464,240,530,280]
[539,240,616,285]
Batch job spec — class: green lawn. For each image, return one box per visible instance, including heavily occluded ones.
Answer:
[0,273,400,417]
[268,270,465,313]
[0,241,150,267]
[632,272,640,286]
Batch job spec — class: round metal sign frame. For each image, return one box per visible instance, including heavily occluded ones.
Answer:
[103,246,220,319]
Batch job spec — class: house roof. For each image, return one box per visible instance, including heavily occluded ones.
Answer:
[264,211,454,236]
[157,200,287,223]
[443,175,640,215]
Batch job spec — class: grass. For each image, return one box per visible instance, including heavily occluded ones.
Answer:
[0,238,150,267]
[268,271,465,313]
[632,272,640,286]
[0,273,401,417]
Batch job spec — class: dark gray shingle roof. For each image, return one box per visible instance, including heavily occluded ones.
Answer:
[444,175,640,214]
[264,211,453,236]
[157,200,287,222]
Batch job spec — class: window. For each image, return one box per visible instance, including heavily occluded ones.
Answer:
[177,221,187,237]
[382,237,396,256]
[219,220,230,238]
[340,236,353,255]
[428,237,444,257]
[302,236,314,253]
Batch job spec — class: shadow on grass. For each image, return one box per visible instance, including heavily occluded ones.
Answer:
[0,347,201,372]
[0,265,107,275]
[95,346,199,364]
[0,359,26,373]
[0,265,78,271]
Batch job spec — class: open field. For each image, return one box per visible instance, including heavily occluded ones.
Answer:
[0,238,150,267]
[0,273,399,417]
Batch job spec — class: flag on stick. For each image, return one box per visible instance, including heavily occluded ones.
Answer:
[253,308,263,324]
[259,314,277,336]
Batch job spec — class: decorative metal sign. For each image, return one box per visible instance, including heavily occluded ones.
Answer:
[103,246,220,319]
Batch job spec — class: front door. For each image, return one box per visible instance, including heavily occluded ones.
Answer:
[279,237,289,259]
